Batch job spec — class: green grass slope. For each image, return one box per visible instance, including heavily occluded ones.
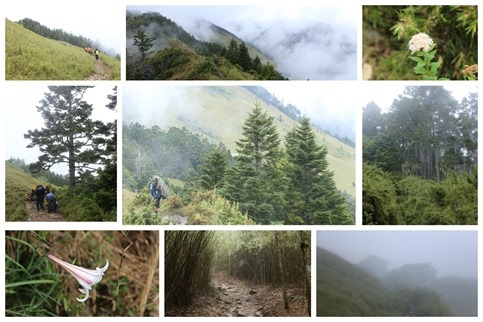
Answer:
[5,19,120,80]
[317,247,405,316]
[125,86,355,196]
[5,162,52,221]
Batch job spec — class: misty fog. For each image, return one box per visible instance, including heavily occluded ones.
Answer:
[317,230,477,280]
[122,84,356,143]
[126,5,357,80]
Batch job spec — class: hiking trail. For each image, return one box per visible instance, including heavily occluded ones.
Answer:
[85,59,112,80]
[166,272,309,317]
[25,201,65,222]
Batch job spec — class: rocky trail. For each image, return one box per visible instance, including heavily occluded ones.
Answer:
[166,272,309,317]
[85,59,112,80]
[25,201,65,222]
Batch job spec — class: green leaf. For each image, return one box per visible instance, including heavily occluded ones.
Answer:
[414,66,427,75]
[422,75,438,80]
[408,56,425,65]
[430,61,441,75]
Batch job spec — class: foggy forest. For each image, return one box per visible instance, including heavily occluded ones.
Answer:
[317,231,477,317]
[363,86,477,225]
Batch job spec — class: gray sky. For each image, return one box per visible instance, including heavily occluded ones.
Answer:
[127,4,357,80]
[360,83,478,112]
[5,0,122,55]
[317,230,478,279]
[4,84,117,175]
[262,82,356,140]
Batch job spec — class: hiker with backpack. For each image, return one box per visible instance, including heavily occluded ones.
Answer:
[34,185,46,211]
[94,48,100,61]
[150,175,168,213]
[149,176,161,213]
[45,188,58,213]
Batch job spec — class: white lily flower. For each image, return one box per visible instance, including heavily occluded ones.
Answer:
[47,253,109,302]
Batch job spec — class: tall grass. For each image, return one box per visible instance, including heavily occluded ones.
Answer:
[5,231,160,317]
[5,19,119,80]
[5,232,62,317]
[100,54,121,80]
[5,162,52,221]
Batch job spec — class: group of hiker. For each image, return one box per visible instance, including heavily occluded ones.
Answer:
[84,46,100,61]
[28,184,59,213]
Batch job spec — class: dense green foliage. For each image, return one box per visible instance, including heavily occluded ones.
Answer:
[126,11,286,80]
[221,104,352,224]
[285,117,350,224]
[363,86,477,225]
[317,247,454,316]
[363,5,477,80]
[25,86,114,187]
[123,102,353,225]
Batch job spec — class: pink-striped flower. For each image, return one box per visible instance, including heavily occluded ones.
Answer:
[47,253,109,302]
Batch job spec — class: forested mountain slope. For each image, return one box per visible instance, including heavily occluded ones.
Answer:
[126,11,286,80]
[124,86,355,197]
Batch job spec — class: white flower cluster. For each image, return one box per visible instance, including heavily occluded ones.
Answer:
[408,32,433,53]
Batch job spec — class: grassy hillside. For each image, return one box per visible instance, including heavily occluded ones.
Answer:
[5,162,53,221]
[5,19,120,80]
[125,86,355,196]
[317,247,405,316]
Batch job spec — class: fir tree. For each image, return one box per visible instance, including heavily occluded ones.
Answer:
[200,149,228,190]
[285,117,351,224]
[237,42,252,71]
[222,102,287,224]
[226,39,239,65]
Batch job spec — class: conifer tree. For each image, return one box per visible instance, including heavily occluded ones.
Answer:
[200,149,228,190]
[237,42,252,71]
[222,102,287,223]
[24,86,113,187]
[226,39,239,65]
[133,30,155,62]
[285,117,351,224]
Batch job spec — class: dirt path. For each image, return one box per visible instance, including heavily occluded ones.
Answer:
[167,272,309,317]
[85,59,112,80]
[26,201,65,222]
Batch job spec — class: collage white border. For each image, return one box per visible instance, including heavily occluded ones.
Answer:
[1,0,481,320]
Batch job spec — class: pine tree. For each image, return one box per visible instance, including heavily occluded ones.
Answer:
[24,86,114,187]
[133,30,155,62]
[200,149,228,190]
[237,42,252,71]
[226,39,239,65]
[285,117,351,224]
[222,102,287,224]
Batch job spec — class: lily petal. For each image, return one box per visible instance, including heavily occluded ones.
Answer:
[47,253,109,302]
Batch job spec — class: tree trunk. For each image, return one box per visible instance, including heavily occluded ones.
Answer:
[299,231,311,316]
[275,232,289,310]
